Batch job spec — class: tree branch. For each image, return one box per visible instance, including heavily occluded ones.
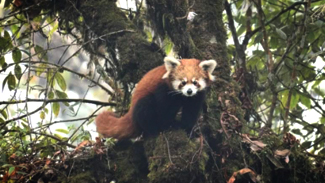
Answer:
[224,0,246,70]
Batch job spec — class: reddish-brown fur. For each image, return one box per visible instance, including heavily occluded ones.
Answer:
[96,59,207,140]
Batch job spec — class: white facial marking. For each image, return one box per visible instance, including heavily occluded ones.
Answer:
[198,78,207,91]
[172,80,181,90]
[182,84,198,97]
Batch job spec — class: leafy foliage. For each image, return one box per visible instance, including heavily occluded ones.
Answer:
[226,0,325,155]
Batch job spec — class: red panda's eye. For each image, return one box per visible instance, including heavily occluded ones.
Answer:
[181,81,187,85]
[193,81,198,85]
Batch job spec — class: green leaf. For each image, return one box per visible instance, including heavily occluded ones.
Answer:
[300,141,312,149]
[0,57,5,68]
[11,24,20,39]
[236,24,246,36]
[280,90,289,108]
[14,64,22,79]
[290,91,300,109]
[2,74,8,91]
[47,70,55,87]
[145,30,153,42]
[48,91,54,99]
[52,102,60,117]
[36,63,47,76]
[163,36,173,55]
[300,94,311,109]
[4,0,14,7]
[40,111,45,119]
[314,87,325,97]
[276,28,287,40]
[0,110,7,119]
[321,117,325,124]
[0,37,8,52]
[7,73,16,91]
[291,129,303,136]
[54,73,67,91]
[12,49,22,63]
[8,166,15,175]
[4,30,11,40]
[56,129,69,134]
[48,21,59,40]
[20,49,31,57]
[319,148,325,155]
[34,45,48,61]
[55,90,67,99]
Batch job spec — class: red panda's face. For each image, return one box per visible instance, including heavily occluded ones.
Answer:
[162,57,217,97]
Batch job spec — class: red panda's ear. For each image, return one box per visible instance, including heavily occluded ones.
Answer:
[199,60,217,81]
[162,57,180,79]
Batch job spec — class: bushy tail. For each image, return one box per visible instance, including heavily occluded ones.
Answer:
[95,111,137,140]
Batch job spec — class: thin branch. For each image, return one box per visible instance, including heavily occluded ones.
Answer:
[242,2,307,47]
[2,130,76,148]
[0,1,50,22]
[0,98,115,106]
[1,99,114,127]
[1,60,114,96]
[66,106,103,142]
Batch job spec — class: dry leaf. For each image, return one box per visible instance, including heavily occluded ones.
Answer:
[74,140,92,152]
[274,149,291,157]
[227,168,257,183]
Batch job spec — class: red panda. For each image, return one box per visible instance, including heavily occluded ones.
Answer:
[96,57,217,140]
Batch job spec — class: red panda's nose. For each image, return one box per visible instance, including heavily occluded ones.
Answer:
[187,89,193,95]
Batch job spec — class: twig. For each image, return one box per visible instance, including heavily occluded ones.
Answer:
[163,133,174,164]
[2,130,76,148]
[1,60,114,96]
[66,106,103,142]
[1,99,114,127]
[242,2,307,47]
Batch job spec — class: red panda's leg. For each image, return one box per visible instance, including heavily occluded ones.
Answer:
[180,92,206,133]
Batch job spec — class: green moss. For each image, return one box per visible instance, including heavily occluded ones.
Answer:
[116,34,163,84]
[61,172,96,183]
[110,141,149,183]
[56,154,112,183]
[145,130,208,183]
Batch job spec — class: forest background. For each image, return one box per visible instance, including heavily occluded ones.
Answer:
[0,0,325,182]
